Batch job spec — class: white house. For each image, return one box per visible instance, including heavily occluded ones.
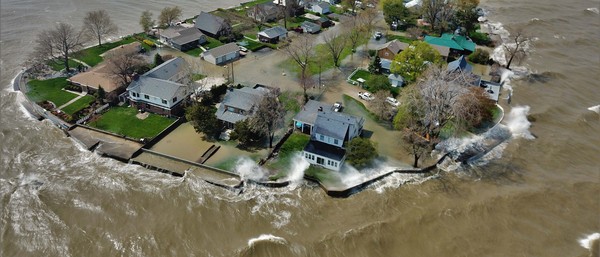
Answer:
[388,73,404,87]
[258,26,288,43]
[127,57,191,116]
[311,2,331,14]
[202,43,240,65]
[298,103,365,171]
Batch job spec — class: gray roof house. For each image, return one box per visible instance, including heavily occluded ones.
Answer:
[388,73,404,87]
[311,2,331,14]
[257,26,288,43]
[215,86,269,128]
[447,55,473,73]
[195,11,231,37]
[301,21,321,34]
[247,2,281,22]
[127,57,191,116]
[300,105,365,171]
[160,27,207,51]
[293,100,333,134]
[202,43,240,65]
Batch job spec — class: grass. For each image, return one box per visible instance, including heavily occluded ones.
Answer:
[279,91,302,113]
[237,39,265,51]
[267,133,310,179]
[304,165,337,183]
[203,37,224,50]
[185,47,205,57]
[342,94,379,122]
[239,0,272,8]
[88,107,175,139]
[61,95,95,115]
[191,73,207,81]
[244,34,258,40]
[46,59,80,71]
[26,77,78,107]
[350,69,372,82]
[73,37,136,67]
[386,34,414,44]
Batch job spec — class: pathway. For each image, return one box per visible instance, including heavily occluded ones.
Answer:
[56,92,88,110]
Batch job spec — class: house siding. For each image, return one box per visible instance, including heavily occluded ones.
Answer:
[378,48,396,60]
[314,132,343,147]
[302,151,344,171]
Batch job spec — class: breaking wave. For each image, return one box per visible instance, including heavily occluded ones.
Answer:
[247,234,287,247]
[504,106,535,139]
[579,233,600,256]
[587,105,600,114]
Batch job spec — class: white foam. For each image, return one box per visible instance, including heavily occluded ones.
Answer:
[285,153,310,187]
[586,8,599,14]
[504,106,535,139]
[587,105,600,114]
[234,157,268,181]
[579,232,600,250]
[247,234,287,247]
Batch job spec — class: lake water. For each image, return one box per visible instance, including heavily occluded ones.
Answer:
[0,0,599,256]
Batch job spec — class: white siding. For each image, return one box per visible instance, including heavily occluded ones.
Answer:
[303,151,343,171]
[314,132,343,147]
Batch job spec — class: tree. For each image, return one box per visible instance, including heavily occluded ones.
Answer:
[454,86,495,129]
[322,32,347,68]
[393,87,432,167]
[105,50,146,86]
[185,103,221,140]
[31,23,84,72]
[158,6,182,27]
[230,119,263,147]
[390,41,442,82]
[96,86,106,102]
[342,0,359,16]
[371,90,394,121]
[421,0,454,34]
[283,35,314,102]
[368,55,382,74]
[503,29,530,70]
[406,27,424,40]
[347,28,364,56]
[82,10,117,47]
[154,53,164,67]
[366,74,392,92]
[249,88,286,148]
[346,137,378,168]
[382,0,411,25]
[454,0,480,34]
[139,10,155,33]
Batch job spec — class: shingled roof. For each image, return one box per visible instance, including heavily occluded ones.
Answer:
[424,33,476,52]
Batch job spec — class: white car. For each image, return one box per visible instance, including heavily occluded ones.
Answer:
[333,102,342,112]
[386,97,400,106]
[358,92,374,101]
[239,46,248,52]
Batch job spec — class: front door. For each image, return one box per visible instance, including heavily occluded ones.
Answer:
[316,157,324,165]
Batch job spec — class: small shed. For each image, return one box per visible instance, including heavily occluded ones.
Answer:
[388,74,404,87]
[311,2,331,14]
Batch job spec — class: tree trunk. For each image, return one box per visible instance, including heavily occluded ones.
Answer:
[269,133,274,148]
[98,36,102,47]
[413,154,420,168]
[506,52,515,70]
[64,53,70,72]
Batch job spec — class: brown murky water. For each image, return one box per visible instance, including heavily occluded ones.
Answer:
[1,0,599,256]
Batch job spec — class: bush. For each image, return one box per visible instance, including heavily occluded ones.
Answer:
[143,39,155,47]
[468,48,490,64]
[368,49,376,57]
[469,31,492,46]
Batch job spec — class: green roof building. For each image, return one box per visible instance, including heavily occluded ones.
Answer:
[424,33,476,52]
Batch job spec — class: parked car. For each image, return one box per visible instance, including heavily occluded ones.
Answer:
[333,102,342,112]
[386,97,400,106]
[358,92,374,101]
[238,46,248,52]
[374,31,383,40]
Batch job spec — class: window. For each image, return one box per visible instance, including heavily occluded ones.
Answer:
[172,97,178,102]
[319,135,324,141]
[334,139,339,145]
[317,157,324,165]
[161,99,167,104]
[144,94,149,99]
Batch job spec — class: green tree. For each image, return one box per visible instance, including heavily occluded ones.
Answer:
[154,53,164,67]
[139,10,154,33]
[346,137,378,168]
[366,74,392,92]
[185,103,221,140]
[382,0,411,26]
[390,41,442,82]
[230,119,263,147]
[455,0,480,34]
[96,86,106,102]
[158,6,182,27]
[368,55,382,74]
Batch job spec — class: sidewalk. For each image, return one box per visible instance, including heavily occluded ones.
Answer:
[56,93,88,110]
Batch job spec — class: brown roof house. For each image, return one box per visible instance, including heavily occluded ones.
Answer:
[68,42,141,102]
[377,39,409,60]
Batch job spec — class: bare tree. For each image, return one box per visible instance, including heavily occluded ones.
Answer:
[503,29,530,70]
[347,27,365,57]
[31,23,84,71]
[421,0,454,34]
[83,10,118,47]
[406,27,424,40]
[323,32,347,68]
[158,6,182,27]
[283,35,314,101]
[106,50,146,86]
[250,88,287,148]
[370,90,394,120]
[454,86,496,130]
[139,10,155,33]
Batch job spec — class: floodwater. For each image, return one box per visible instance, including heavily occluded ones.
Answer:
[1,0,599,256]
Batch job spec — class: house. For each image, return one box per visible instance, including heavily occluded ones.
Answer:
[215,86,269,128]
[126,57,191,116]
[377,39,409,60]
[479,80,502,102]
[315,16,333,28]
[202,43,240,65]
[160,26,207,51]
[68,42,142,102]
[297,103,365,171]
[320,0,339,4]
[447,55,472,73]
[388,74,404,87]
[273,0,305,6]
[247,2,281,22]
[428,44,450,62]
[258,26,288,43]
[195,11,231,38]
[301,21,321,33]
[424,33,476,57]
[311,2,331,14]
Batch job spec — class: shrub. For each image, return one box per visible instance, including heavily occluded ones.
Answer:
[368,49,376,57]
[143,39,155,47]
[469,31,492,46]
[468,48,490,64]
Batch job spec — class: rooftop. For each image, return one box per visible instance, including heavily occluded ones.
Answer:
[377,39,409,54]
[204,43,240,58]
[293,100,332,125]
[424,33,476,52]
[195,11,227,35]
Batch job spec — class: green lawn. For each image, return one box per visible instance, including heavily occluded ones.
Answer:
[386,35,414,44]
[26,77,78,107]
[267,133,310,179]
[304,166,337,183]
[244,34,258,40]
[61,95,95,115]
[46,59,80,71]
[185,47,204,57]
[88,107,175,139]
[237,39,265,51]
[350,69,372,82]
[240,0,272,8]
[203,37,224,50]
[73,37,136,67]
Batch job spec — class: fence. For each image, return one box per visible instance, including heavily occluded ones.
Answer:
[76,103,109,124]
